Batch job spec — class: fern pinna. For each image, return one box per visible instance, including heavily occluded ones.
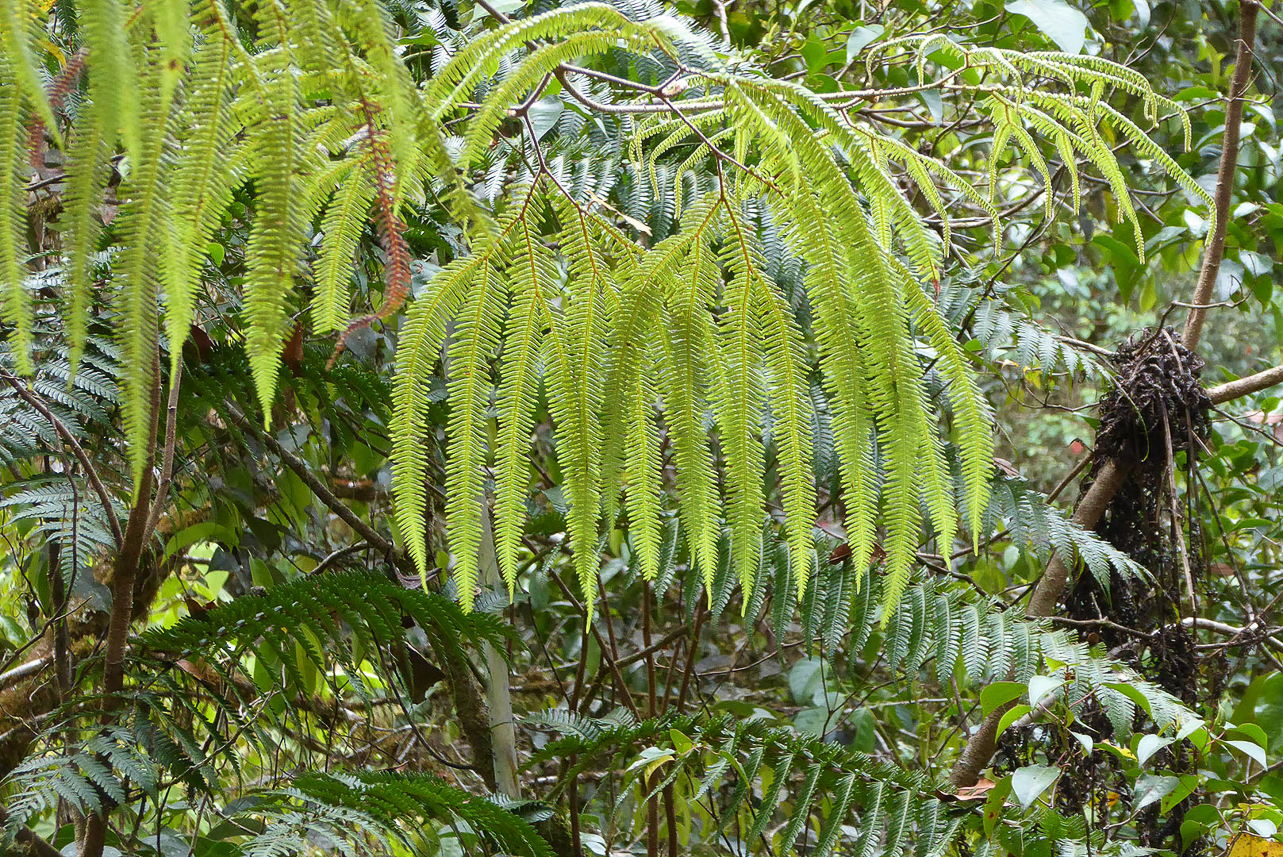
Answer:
[0,1,1209,619]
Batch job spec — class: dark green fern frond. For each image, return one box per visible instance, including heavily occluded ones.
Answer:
[246,771,553,857]
[530,711,963,857]
[141,569,512,677]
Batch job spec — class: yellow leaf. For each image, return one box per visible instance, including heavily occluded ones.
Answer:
[1230,834,1283,857]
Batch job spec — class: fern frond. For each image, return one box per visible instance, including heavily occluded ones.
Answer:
[424,4,675,120]
[899,268,993,542]
[0,0,60,147]
[657,199,723,587]
[78,0,140,155]
[142,568,512,674]
[600,266,664,579]
[713,198,768,601]
[114,61,179,487]
[545,194,611,616]
[243,13,308,421]
[444,256,507,609]
[251,771,553,857]
[312,158,374,333]
[61,102,109,375]
[751,234,816,599]
[493,220,555,591]
[163,22,240,377]
[0,50,32,374]
[390,266,472,574]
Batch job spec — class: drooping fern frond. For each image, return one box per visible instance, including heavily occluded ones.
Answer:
[544,192,611,620]
[0,0,1214,627]
[162,16,241,378]
[0,48,32,375]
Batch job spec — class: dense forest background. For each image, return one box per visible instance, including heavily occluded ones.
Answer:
[2,0,1283,856]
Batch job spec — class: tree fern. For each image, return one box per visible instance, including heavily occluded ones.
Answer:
[0,0,1215,626]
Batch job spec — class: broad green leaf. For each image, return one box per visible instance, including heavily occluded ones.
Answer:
[1005,0,1090,54]
[1011,765,1060,809]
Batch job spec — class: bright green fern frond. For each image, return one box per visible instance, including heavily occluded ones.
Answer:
[114,66,178,488]
[901,272,993,541]
[392,186,534,580]
[460,31,669,167]
[621,332,664,579]
[751,239,816,601]
[600,244,665,579]
[0,52,31,375]
[545,193,611,616]
[390,264,472,575]
[714,198,768,601]
[163,21,239,377]
[0,0,59,147]
[313,157,375,333]
[78,0,141,156]
[62,100,110,376]
[658,199,723,588]
[424,3,676,120]
[777,188,880,577]
[337,0,423,195]
[494,222,556,591]
[444,256,507,610]
[244,13,309,421]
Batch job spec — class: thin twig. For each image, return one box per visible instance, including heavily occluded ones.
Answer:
[143,360,183,541]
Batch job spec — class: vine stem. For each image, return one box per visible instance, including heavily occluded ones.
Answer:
[949,0,1260,789]
[1183,0,1259,351]
[82,351,162,857]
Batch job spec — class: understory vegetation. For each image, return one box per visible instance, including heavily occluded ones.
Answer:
[2,0,1283,855]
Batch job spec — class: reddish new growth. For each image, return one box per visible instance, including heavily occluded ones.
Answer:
[327,102,412,369]
[27,50,87,168]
